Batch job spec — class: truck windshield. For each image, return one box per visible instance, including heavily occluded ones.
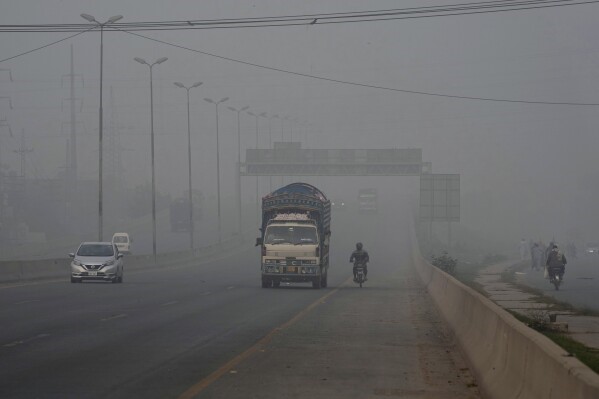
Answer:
[265,226,317,245]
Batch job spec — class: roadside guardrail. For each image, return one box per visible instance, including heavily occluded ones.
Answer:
[0,233,249,284]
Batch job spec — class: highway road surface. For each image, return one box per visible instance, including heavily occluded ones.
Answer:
[0,204,481,398]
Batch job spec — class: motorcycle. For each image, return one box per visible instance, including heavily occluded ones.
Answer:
[353,263,367,288]
[548,267,563,290]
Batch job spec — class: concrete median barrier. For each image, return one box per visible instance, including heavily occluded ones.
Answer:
[410,230,599,398]
[0,234,249,283]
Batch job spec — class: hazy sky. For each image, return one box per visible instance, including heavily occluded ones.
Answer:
[1,0,598,243]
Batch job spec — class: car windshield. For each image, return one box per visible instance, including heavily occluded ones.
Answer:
[77,244,114,257]
[113,236,128,243]
[264,226,317,245]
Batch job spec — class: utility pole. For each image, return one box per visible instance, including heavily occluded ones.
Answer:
[0,117,13,222]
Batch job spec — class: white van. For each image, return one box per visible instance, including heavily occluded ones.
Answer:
[112,232,132,254]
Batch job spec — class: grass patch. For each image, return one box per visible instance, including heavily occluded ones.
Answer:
[544,331,599,373]
[509,310,599,373]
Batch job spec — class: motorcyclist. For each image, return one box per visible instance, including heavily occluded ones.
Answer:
[546,244,567,282]
[349,242,369,281]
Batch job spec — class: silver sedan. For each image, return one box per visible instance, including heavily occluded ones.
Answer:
[69,242,124,283]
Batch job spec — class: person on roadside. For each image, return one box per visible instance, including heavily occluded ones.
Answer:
[519,238,528,260]
[546,244,567,281]
[531,242,544,271]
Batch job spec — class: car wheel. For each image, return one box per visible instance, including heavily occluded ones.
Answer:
[118,272,123,283]
[71,277,76,283]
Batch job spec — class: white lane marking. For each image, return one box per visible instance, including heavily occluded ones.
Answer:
[201,291,212,296]
[14,299,40,305]
[3,333,50,348]
[101,313,128,322]
[226,286,235,290]
[161,301,179,306]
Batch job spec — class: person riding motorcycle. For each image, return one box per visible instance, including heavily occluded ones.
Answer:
[349,242,370,281]
[546,244,567,282]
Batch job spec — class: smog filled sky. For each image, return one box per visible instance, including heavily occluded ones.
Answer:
[1,0,598,247]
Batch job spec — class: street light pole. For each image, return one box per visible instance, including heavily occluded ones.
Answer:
[227,105,249,235]
[174,81,202,250]
[81,13,123,241]
[134,56,168,260]
[204,97,229,243]
[267,114,278,191]
[247,111,266,219]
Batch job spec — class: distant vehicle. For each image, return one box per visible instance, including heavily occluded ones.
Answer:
[112,232,131,254]
[358,188,378,213]
[331,199,347,211]
[69,242,124,284]
[169,195,202,232]
[584,242,599,255]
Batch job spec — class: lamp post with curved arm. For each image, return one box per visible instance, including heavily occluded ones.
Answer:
[204,97,229,243]
[174,81,202,250]
[134,56,168,260]
[227,105,249,234]
[80,13,123,241]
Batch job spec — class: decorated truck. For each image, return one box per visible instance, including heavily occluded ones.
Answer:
[256,182,331,289]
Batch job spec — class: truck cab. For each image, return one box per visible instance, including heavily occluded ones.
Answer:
[257,183,331,289]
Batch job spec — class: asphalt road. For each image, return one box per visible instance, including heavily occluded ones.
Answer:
[518,254,599,312]
[0,207,481,398]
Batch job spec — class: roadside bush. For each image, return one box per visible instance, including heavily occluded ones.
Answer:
[431,252,457,275]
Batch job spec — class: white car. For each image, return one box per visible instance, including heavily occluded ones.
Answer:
[69,242,124,283]
[112,232,131,254]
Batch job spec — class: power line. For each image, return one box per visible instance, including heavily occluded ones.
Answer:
[120,28,599,106]
[0,27,93,64]
[1,1,598,106]
[0,0,596,32]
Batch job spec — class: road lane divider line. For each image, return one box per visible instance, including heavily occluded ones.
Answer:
[226,286,235,290]
[3,333,50,348]
[178,276,352,399]
[161,301,179,306]
[100,313,128,322]
[13,299,40,305]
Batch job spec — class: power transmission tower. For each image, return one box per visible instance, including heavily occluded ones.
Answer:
[61,44,84,186]
[0,69,13,81]
[13,129,33,179]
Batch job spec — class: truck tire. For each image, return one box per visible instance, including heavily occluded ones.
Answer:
[312,276,321,289]
[261,277,271,288]
[321,273,328,288]
[272,280,281,288]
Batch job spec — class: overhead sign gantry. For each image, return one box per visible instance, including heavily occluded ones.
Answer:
[243,144,423,176]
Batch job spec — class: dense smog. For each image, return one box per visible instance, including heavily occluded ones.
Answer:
[1,1,599,398]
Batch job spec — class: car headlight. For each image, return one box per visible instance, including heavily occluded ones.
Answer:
[104,260,115,267]
[73,259,83,266]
